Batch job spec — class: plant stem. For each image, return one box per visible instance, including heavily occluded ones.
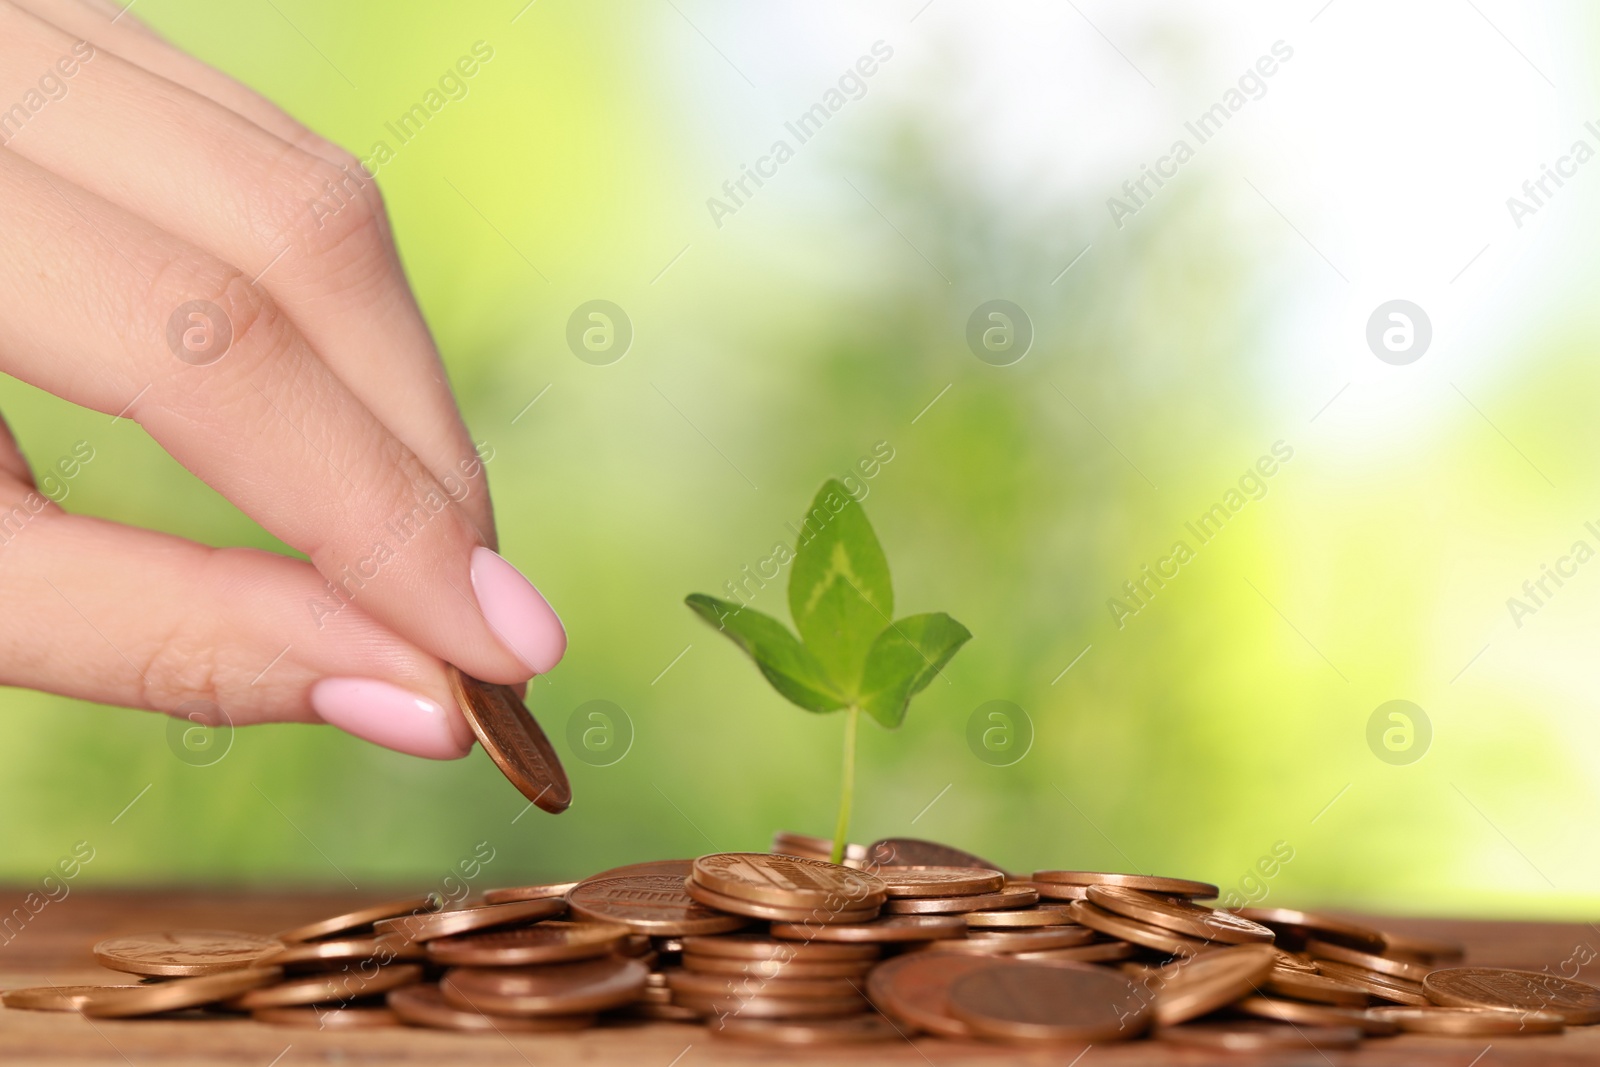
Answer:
[830,706,859,866]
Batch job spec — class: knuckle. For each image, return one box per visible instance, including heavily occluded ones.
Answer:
[138,615,224,712]
[146,256,282,364]
[258,146,393,290]
[136,547,276,713]
[139,258,300,428]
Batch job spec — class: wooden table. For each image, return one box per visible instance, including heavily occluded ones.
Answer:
[4,890,1600,1065]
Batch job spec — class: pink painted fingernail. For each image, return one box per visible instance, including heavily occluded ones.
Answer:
[470,546,567,674]
[310,678,474,760]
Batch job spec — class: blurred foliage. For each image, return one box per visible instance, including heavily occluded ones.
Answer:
[0,0,1595,919]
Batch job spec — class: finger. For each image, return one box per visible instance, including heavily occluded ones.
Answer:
[0,475,475,759]
[5,0,355,168]
[0,150,564,684]
[0,1,494,543]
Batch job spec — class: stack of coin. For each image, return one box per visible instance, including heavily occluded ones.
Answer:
[684,852,887,924]
[668,932,880,1027]
[556,859,743,1024]
[10,834,1600,1051]
[1067,880,1272,960]
[875,864,1134,963]
[413,905,645,1031]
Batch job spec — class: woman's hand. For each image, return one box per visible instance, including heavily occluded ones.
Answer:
[0,0,565,758]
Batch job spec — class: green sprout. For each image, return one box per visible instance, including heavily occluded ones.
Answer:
[687,480,972,865]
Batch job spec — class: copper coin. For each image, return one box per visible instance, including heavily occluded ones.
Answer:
[388,984,596,1031]
[1235,995,1398,1035]
[252,1005,399,1029]
[1424,967,1600,1024]
[2,985,140,1012]
[682,933,878,962]
[425,921,628,966]
[276,895,443,943]
[373,898,567,942]
[1149,944,1277,1026]
[231,963,423,1009]
[1068,901,1212,957]
[1086,886,1273,945]
[80,967,282,1018]
[947,960,1150,1044]
[448,667,571,813]
[1014,941,1137,964]
[866,952,1007,1038]
[581,860,693,883]
[482,881,580,905]
[1034,870,1217,899]
[771,832,868,865]
[875,867,1006,898]
[1156,1020,1362,1050]
[712,1014,899,1045]
[441,956,649,1016]
[691,853,887,910]
[676,993,865,1019]
[93,931,281,977]
[866,838,1007,873]
[769,915,966,943]
[1381,929,1465,965]
[1313,960,1429,1005]
[1371,1005,1566,1035]
[911,927,1098,955]
[964,904,1076,929]
[1307,938,1432,983]
[566,875,749,936]
[683,954,874,979]
[885,886,1038,915]
[1267,947,1320,974]
[683,878,879,924]
[666,969,864,1002]
[1262,968,1372,1006]
[1016,880,1089,902]
[1234,907,1386,953]
[258,937,422,969]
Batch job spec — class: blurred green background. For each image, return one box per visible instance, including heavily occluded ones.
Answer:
[2,0,1596,917]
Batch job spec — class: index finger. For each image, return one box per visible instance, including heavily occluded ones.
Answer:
[0,153,563,684]
[0,0,498,544]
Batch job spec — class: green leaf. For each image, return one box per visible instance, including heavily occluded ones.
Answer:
[685,594,847,713]
[787,480,894,696]
[857,613,972,728]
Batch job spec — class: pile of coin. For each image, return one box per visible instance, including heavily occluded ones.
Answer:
[6,833,1599,1051]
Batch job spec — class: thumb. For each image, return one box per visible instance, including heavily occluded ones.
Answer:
[0,493,475,760]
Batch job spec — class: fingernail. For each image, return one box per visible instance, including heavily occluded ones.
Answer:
[470,546,567,674]
[310,678,474,760]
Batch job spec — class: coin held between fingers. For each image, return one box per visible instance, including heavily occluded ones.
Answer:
[448,668,571,813]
